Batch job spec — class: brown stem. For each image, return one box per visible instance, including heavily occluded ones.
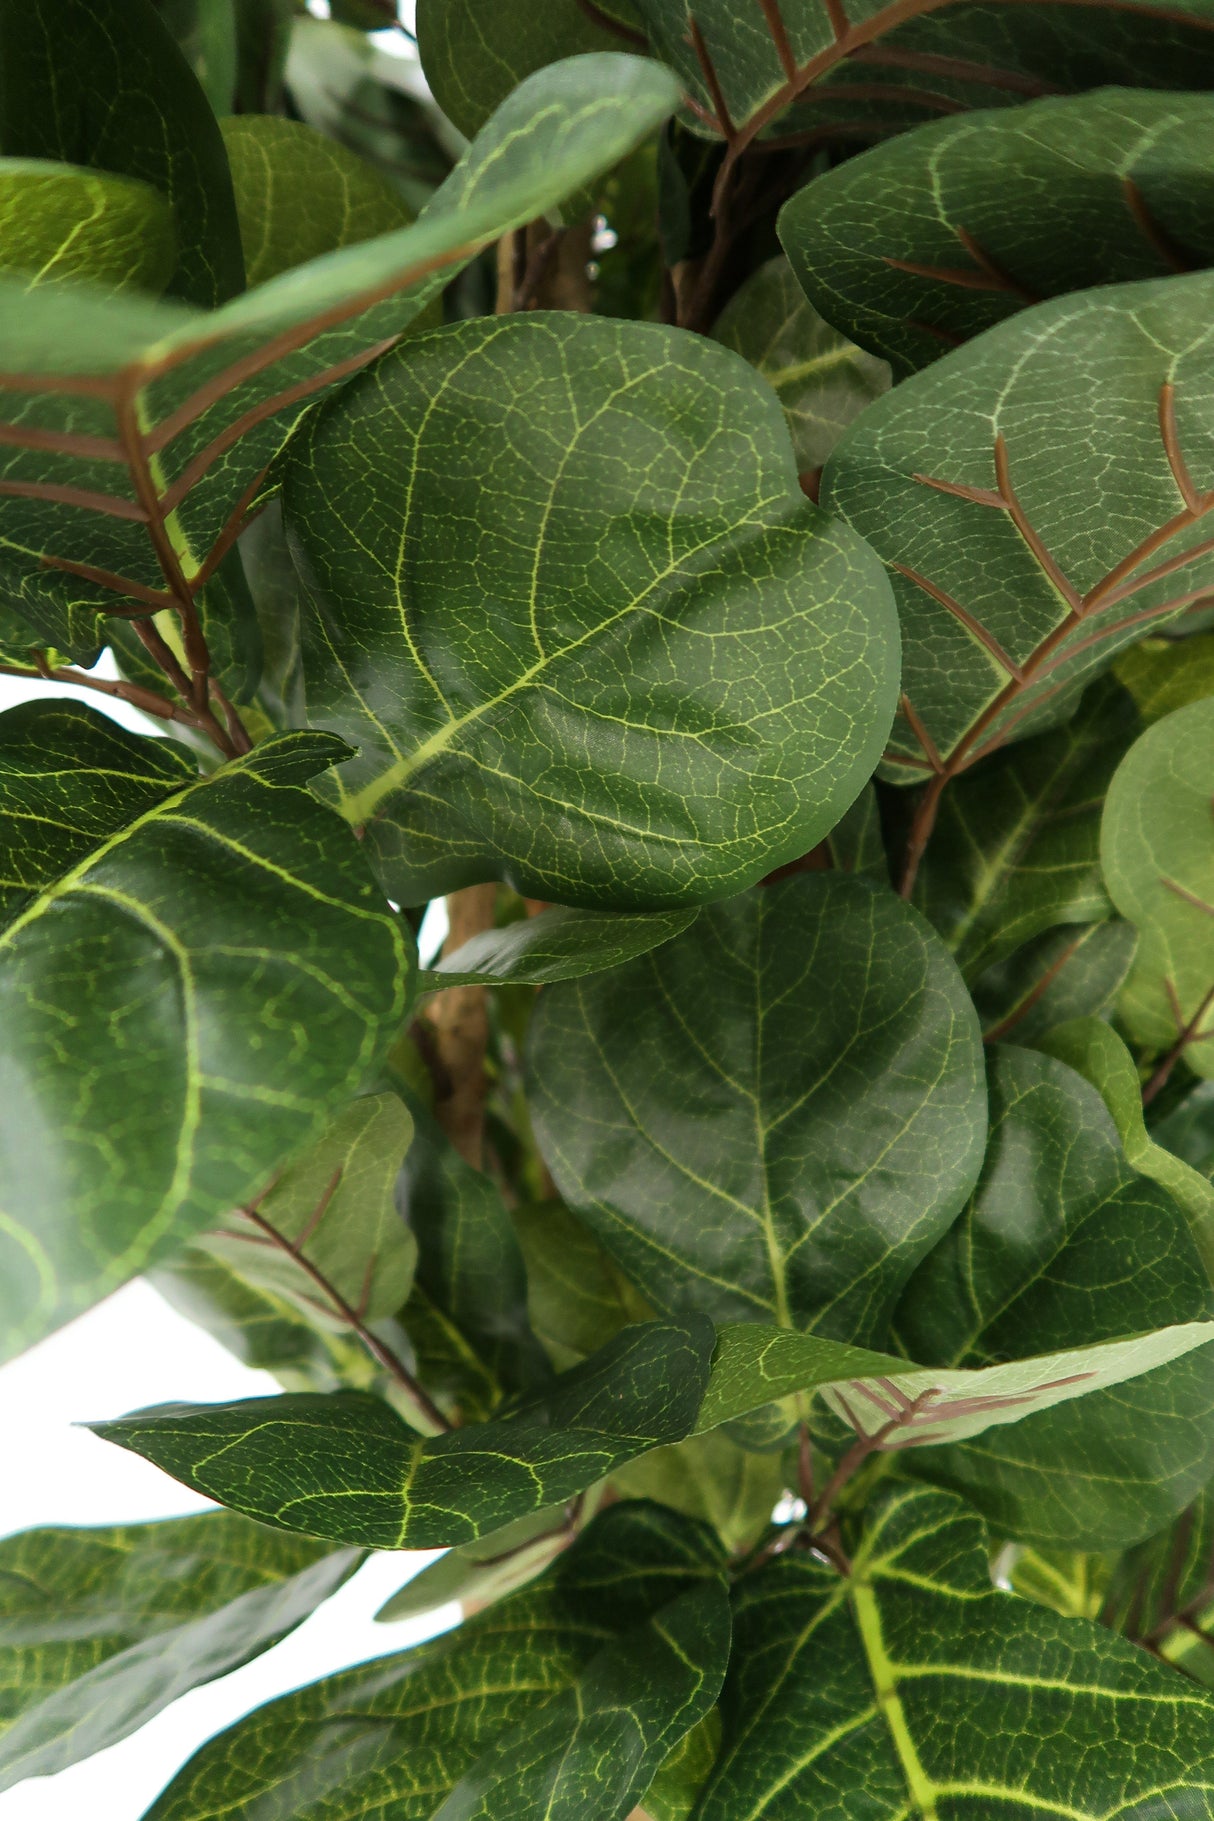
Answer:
[6,655,206,732]
[898,770,947,898]
[424,883,499,1168]
[1142,979,1214,1106]
[810,1388,939,1532]
[237,1202,452,1435]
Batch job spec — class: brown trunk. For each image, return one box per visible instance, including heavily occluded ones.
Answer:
[424,884,498,1168]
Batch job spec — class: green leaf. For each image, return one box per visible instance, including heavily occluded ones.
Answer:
[895,1044,1214,1549]
[0,159,174,296]
[611,1429,787,1555]
[635,0,1214,149]
[912,676,1139,980]
[513,1197,653,1370]
[696,1483,1214,1820]
[1105,1484,1214,1682]
[970,918,1138,1046]
[286,312,898,909]
[422,905,698,990]
[780,90,1214,377]
[400,1096,551,1407]
[1153,1078,1214,1180]
[0,1511,357,1790]
[1101,696,1214,1076]
[153,0,238,116]
[220,114,416,287]
[711,255,888,473]
[636,1711,721,1821]
[143,1501,725,1821]
[1038,1015,1214,1278]
[529,874,986,1343]
[1115,628,1214,724]
[822,273,1214,783]
[91,1317,716,1548]
[429,1579,729,1821]
[0,717,410,1361]
[417,0,641,140]
[194,1091,417,1328]
[374,1505,583,1625]
[0,0,243,308]
[0,52,678,660]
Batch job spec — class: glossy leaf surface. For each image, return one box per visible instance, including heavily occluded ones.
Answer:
[823,273,1214,779]
[530,874,985,1343]
[423,905,697,990]
[0,718,409,1361]
[897,1045,1214,1549]
[286,313,898,908]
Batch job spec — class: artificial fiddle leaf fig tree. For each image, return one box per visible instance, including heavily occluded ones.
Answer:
[4,1,1214,1815]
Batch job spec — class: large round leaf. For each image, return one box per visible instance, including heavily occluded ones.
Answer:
[528,873,986,1344]
[284,314,899,909]
[895,1044,1214,1549]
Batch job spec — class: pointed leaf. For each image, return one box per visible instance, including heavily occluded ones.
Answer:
[0,52,678,658]
[896,1045,1214,1549]
[143,1502,724,1821]
[529,874,986,1343]
[711,255,888,472]
[781,90,1214,377]
[0,717,410,1360]
[285,312,898,908]
[0,1511,357,1790]
[696,1484,1214,1820]
[823,273,1214,783]
[0,159,174,296]
[91,1317,716,1548]
[423,905,697,990]
[1101,696,1214,1075]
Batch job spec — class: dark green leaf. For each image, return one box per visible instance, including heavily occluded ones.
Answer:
[711,255,888,471]
[422,905,697,990]
[286,312,898,908]
[1105,1484,1214,1682]
[823,273,1214,781]
[1115,628,1214,724]
[781,91,1214,376]
[611,1429,787,1555]
[1153,1078,1214,1179]
[0,52,678,660]
[971,918,1138,1046]
[0,718,409,1361]
[92,1318,715,1548]
[697,1483,1214,1820]
[912,676,1139,979]
[374,1504,585,1625]
[0,0,243,307]
[0,159,173,296]
[220,115,417,287]
[152,0,238,116]
[529,874,985,1343]
[1101,697,1214,1076]
[513,1197,653,1370]
[896,1044,1214,1549]
[0,1511,357,1789]
[143,1501,724,1821]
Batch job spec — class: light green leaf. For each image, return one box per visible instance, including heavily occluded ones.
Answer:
[780,90,1214,377]
[636,1710,721,1821]
[430,1579,729,1821]
[92,1318,715,1549]
[896,1044,1214,1549]
[220,114,415,287]
[822,273,1214,783]
[1101,697,1214,1075]
[0,52,678,660]
[195,1091,416,1328]
[422,906,697,990]
[1152,1078,1214,1180]
[529,874,986,1344]
[1003,1545,1114,1623]
[0,159,173,295]
[0,715,410,1362]
[374,1505,581,1625]
[1039,1015,1214,1278]
[143,1502,725,1821]
[1115,628,1214,724]
[971,918,1138,1046]
[286,312,898,908]
[0,1511,357,1790]
[611,1429,787,1555]
[0,0,242,307]
[711,255,888,473]
[697,1483,1214,1820]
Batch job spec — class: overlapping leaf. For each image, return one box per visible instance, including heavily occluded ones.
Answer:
[823,273,1214,788]
[92,1318,715,1549]
[1116,626,1214,723]
[529,873,985,1344]
[422,905,697,990]
[781,91,1214,376]
[1102,697,1214,1075]
[0,160,173,296]
[710,255,888,473]
[697,1484,1214,1820]
[970,918,1137,1046]
[0,53,678,659]
[286,312,898,908]
[142,1502,726,1821]
[0,1511,357,1790]
[0,711,409,1361]
[896,1045,1214,1549]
